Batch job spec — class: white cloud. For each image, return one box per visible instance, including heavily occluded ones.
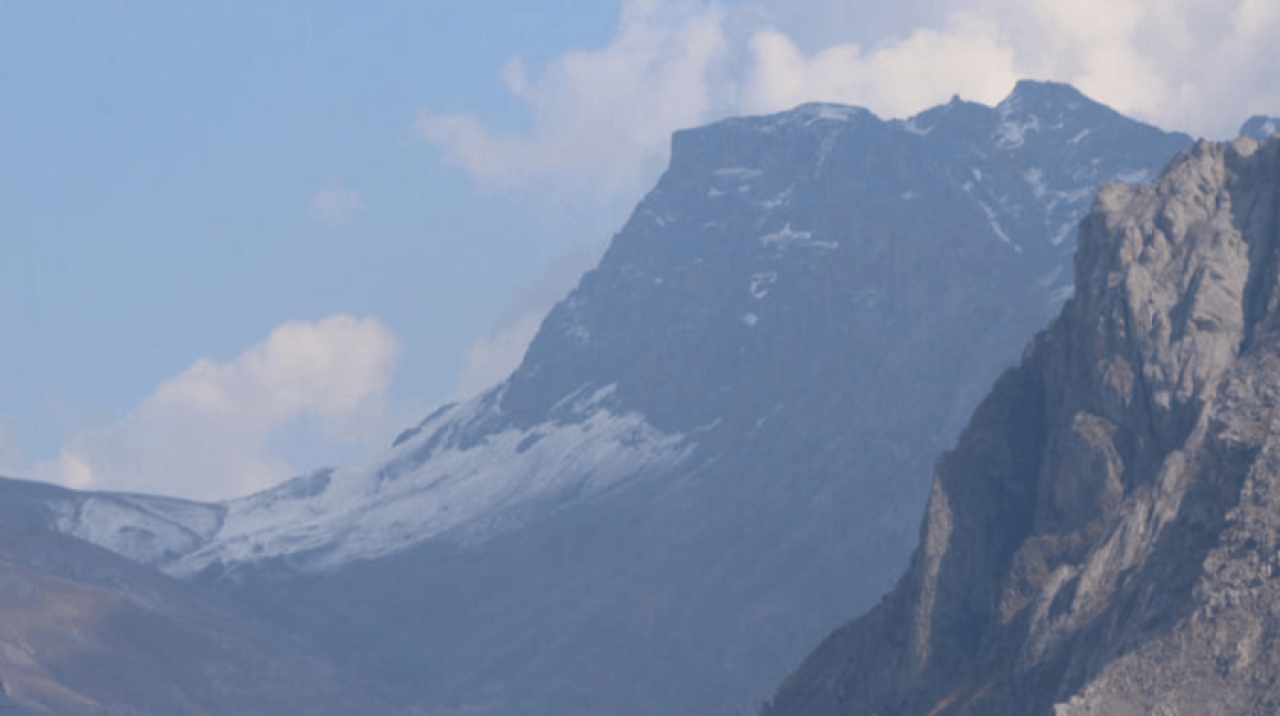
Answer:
[748,0,1280,138]
[418,0,1280,203]
[417,0,731,199]
[739,13,1019,118]
[453,312,544,401]
[308,179,366,226]
[452,240,607,400]
[30,315,398,501]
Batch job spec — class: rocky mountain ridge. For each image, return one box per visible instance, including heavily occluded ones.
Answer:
[763,134,1280,715]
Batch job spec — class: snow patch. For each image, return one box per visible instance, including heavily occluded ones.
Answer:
[55,495,225,568]
[713,167,763,179]
[815,133,838,172]
[741,313,758,327]
[995,113,1041,150]
[976,200,1020,252]
[565,320,591,346]
[167,400,694,576]
[760,224,812,246]
[750,272,777,299]
[1050,222,1074,247]
[759,224,836,251]
[761,186,793,211]
[741,104,864,135]
[962,182,1020,252]
[1023,168,1048,199]
[901,117,932,136]
[814,105,858,122]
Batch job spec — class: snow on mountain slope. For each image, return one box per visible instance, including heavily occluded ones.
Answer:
[54,493,224,567]
[0,477,225,570]
[166,385,693,576]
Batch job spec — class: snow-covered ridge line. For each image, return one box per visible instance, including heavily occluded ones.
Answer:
[164,389,695,576]
[40,384,693,578]
[49,491,225,568]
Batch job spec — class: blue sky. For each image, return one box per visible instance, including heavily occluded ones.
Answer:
[3,0,1277,500]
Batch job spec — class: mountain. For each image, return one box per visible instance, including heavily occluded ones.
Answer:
[16,81,1193,715]
[0,478,411,715]
[1241,115,1280,141]
[762,135,1280,715]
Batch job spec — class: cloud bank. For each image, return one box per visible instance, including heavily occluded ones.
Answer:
[309,179,367,226]
[452,239,607,400]
[31,315,398,501]
[419,0,1280,201]
[417,0,730,199]
[453,312,544,401]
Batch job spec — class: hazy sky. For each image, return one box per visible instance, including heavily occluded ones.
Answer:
[3,0,1278,501]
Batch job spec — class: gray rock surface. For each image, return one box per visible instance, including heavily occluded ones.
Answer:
[763,136,1280,715]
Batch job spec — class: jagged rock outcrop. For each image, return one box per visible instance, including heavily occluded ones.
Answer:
[763,135,1280,715]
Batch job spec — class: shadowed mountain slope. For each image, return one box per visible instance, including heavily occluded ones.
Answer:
[0,478,411,715]
[763,135,1280,716]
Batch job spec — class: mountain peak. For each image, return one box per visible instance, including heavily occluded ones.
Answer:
[1005,78,1086,100]
[995,79,1094,118]
[1240,114,1280,140]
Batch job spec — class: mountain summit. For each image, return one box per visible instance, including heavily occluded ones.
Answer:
[1241,114,1280,141]
[17,82,1192,715]
[764,135,1280,715]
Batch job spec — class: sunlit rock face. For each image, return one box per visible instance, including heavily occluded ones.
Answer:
[24,81,1192,715]
[763,136,1280,716]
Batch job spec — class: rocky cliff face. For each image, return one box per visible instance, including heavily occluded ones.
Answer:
[763,135,1280,716]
